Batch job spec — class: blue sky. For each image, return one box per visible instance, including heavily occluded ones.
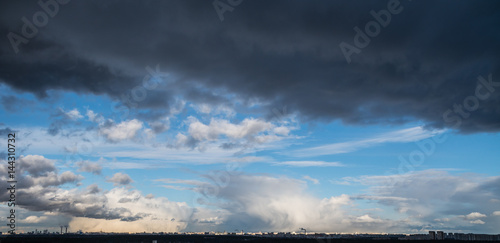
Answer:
[1,0,500,235]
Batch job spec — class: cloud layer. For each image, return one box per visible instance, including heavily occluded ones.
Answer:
[1,1,499,133]
[1,154,499,233]
[163,170,500,233]
[0,155,194,232]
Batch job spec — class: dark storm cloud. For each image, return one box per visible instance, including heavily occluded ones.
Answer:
[1,0,499,132]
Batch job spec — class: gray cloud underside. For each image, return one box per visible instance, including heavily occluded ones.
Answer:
[0,156,141,221]
[1,0,499,132]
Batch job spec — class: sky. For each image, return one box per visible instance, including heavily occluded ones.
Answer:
[0,0,499,234]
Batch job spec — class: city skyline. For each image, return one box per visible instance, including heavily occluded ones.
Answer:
[0,0,499,235]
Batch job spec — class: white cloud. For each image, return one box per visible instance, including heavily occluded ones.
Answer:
[156,178,207,191]
[196,103,213,114]
[169,98,186,115]
[273,126,290,136]
[343,170,500,231]
[28,171,84,187]
[493,211,500,216]
[22,216,48,223]
[76,160,103,175]
[0,156,194,233]
[2,155,84,188]
[470,219,485,225]
[176,117,295,150]
[274,161,343,167]
[173,173,404,233]
[69,187,193,233]
[63,108,83,120]
[434,218,450,222]
[148,117,170,134]
[6,152,500,234]
[303,175,319,184]
[13,125,287,169]
[355,195,418,203]
[464,212,487,220]
[86,109,104,124]
[197,173,354,232]
[100,119,143,142]
[291,126,445,157]
[356,214,383,223]
[223,156,266,164]
[107,172,133,186]
[189,117,271,140]
[18,155,56,176]
[59,171,84,184]
[192,103,235,117]
[86,109,97,121]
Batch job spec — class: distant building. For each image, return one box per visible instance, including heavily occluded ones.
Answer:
[429,231,436,240]
[399,231,500,241]
[436,231,444,240]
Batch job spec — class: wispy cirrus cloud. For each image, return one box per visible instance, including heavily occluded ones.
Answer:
[338,170,500,232]
[155,178,209,192]
[290,126,445,157]
[302,175,320,184]
[273,161,344,167]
